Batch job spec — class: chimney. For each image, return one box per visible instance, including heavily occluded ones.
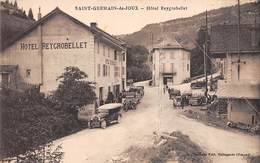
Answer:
[38,7,41,20]
[90,22,97,28]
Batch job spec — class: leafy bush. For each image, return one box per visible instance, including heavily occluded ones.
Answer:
[1,67,96,159]
[54,66,96,116]
[127,65,152,82]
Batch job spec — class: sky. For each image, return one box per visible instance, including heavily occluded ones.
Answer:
[11,0,256,35]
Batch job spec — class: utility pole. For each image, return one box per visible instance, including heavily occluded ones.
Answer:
[232,0,246,80]
[237,0,241,80]
[204,10,208,103]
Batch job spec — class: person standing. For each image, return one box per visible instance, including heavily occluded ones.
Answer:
[181,95,185,109]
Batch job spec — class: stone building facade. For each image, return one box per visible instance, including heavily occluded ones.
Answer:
[0,7,126,105]
[151,40,191,86]
[210,24,260,126]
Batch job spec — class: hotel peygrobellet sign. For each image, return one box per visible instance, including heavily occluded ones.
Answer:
[20,41,88,50]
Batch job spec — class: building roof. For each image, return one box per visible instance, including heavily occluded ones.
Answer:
[217,81,260,99]
[210,24,260,57]
[152,38,190,52]
[2,7,126,51]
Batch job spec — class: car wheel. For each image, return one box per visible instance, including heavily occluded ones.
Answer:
[117,115,122,123]
[101,120,107,129]
[88,121,92,129]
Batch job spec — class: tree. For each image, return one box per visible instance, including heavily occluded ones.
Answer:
[126,45,149,68]
[190,27,211,77]
[22,10,27,18]
[28,8,34,20]
[126,45,152,81]
[14,0,17,8]
[54,66,96,117]
[127,65,152,82]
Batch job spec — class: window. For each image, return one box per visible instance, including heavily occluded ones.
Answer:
[114,66,119,77]
[97,41,100,53]
[251,30,256,47]
[103,45,105,56]
[187,64,189,71]
[97,64,101,77]
[108,65,110,76]
[122,66,125,76]
[162,63,165,72]
[26,69,31,78]
[103,64,106,76]
[123,53,125,61]
[114,50,117,60]
[107,47,110,57]
[1,73,10,87]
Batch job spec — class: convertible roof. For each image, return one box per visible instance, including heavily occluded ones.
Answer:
[98,103,123,110]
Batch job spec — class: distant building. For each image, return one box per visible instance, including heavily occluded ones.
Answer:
[151,40,191,86]
[210,24,260,126]
[0,7,127,106]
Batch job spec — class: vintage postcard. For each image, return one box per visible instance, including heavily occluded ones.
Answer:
[0,0,259,163]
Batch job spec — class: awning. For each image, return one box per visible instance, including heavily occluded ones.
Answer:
[161,72,176,76]
[0,65,18,73]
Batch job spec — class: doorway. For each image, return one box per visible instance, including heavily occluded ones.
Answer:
[163,76,173,86]
[1,73,10,88]
[252,115,255,125]
[99,87,103,105]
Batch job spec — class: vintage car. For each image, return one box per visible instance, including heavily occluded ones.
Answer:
[122,92,138,111]
[191,81,206,89]
[129,86,144,99]
[169,88,181,99]
[88,103,122,129]
[123,97,137,111]
[173,95,189,107]
[173,95,182,107]
[189,95,205,106]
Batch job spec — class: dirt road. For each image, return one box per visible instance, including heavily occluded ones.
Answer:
[56,84,260,163]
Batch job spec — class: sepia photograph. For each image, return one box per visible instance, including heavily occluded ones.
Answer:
[0,0,259,162]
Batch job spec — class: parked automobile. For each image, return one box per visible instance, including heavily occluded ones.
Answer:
[88,103,122,129]
[136,86,145,95]
[129,86,144,98]
[168,88,181,99]
[191,81,206,89]
[173,95,182,107]
[122,91,138,111]
[189,96,204,106]
[123,97,137,111]
[250,124,260,134]
[227,121,251,131]
[173,95,189,107]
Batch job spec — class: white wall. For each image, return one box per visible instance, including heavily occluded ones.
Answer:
[152,48,190,86]
[0,13,126,101]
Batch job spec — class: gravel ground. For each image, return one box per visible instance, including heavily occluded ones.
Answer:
[54,83,260,163]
